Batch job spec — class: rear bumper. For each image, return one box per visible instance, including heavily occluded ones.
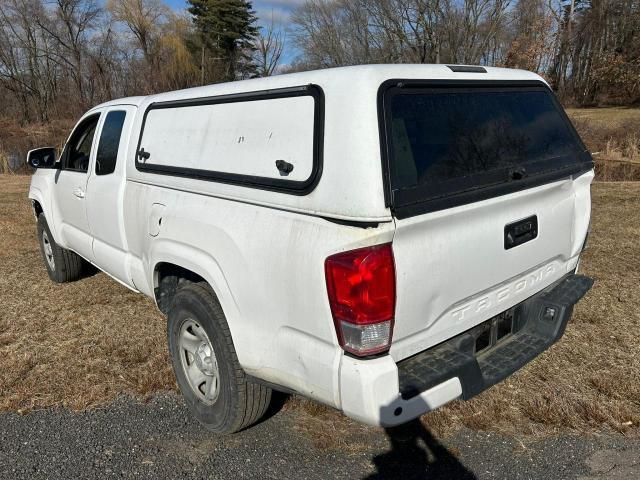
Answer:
[338,273,593,427]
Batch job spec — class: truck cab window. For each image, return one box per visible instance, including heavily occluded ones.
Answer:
[63,114,100,172]
[96,111,127,176]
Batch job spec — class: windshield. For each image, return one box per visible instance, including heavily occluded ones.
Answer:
[384,84,590,212]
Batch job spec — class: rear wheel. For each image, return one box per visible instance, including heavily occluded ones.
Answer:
[37,214,86,283]
[167,282,272,434]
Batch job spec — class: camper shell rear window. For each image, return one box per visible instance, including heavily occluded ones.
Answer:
[135,85,324,195]
[379,80,593,217]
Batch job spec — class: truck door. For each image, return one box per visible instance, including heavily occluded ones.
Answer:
[51,112,102,262]
[85,106,137,286]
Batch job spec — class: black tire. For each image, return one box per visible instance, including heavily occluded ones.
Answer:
[37,214,86,283]
[167,282,272,434]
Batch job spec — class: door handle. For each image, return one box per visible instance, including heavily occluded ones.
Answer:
[73,188,85,199]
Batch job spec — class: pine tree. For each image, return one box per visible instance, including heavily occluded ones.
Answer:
[187,0,259,82]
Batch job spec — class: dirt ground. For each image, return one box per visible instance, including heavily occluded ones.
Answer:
[0,175,638,441]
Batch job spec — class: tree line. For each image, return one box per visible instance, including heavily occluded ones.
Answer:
[0,0,283,123]
[0,0,638,125]
[291,0,639,106]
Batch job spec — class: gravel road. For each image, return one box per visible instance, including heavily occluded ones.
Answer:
[0,394,637,480]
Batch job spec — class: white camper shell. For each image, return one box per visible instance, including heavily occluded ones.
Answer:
[28,65,594,432]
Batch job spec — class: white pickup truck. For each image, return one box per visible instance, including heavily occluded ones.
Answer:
[28,64,594,433]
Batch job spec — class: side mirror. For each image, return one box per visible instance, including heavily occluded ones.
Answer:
[27,147,58,169]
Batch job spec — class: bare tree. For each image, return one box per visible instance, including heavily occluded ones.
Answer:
[34,0,101,109]
[292,0,351,67]
[363,0,444,63]
[291,0,515,66]
[107,0,169,92]
[0,0,58,122]
[503,0,555,72]
[253,15,285,77]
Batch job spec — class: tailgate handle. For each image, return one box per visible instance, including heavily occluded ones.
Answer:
[504,215,538,250]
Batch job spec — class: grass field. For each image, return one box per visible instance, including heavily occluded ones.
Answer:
[567,107,640,126]
[0,175,638,443]
[0,176,173,411]
[567,108,640,181]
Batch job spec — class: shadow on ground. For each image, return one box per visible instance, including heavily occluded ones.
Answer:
[270,392,477,479]
[365,419,477,479]
[258,389,477,479]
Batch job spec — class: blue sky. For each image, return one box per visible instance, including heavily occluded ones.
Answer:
[165,0,302,64]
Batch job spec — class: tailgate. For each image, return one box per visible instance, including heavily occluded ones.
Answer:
[378,79,593,361]
[390,173,592,361]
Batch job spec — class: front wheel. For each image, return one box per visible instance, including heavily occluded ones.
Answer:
[167,282,272,434]
[37,214,86,283]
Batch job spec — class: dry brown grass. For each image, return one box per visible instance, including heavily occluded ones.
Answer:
[568,108,640,181]
[567,107,640,125]
[0,117,73,174]
[0,175,174,411]
[0,175,639,442]
[0,150,11,175]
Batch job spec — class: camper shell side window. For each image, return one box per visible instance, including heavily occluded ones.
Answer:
[134,85,325,195]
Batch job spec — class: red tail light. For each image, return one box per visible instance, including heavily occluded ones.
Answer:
[325,243,396,356]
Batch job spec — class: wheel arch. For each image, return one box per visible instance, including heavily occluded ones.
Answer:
[148,240,241,337]
[32,199,44,218]
[28,186,59,241]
